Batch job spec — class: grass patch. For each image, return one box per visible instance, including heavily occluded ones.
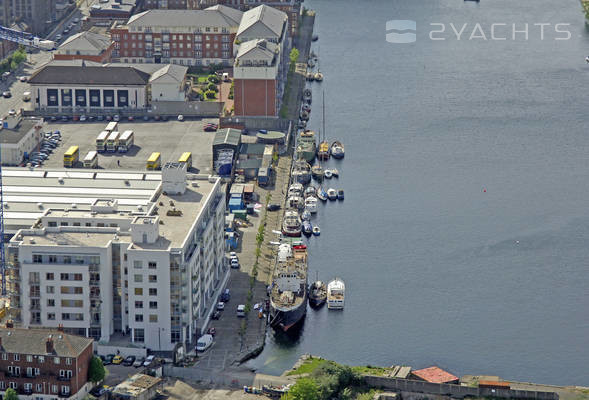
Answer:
[287,357,327,376]
[351,365,392,376]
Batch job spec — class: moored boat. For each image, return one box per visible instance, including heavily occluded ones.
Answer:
[270,243,308,331]
[330,141,345,159]
[324,169,333,179]
[327,278,345,310]
[317,141,330,160]
[309,280,327,307]
[300,110,310,120]
[302,220,313,236]
[296,130,317,164]
[288,183,304,197]
[327,188,337,200]
[312,226,320,236]
[316,187,328,201]
[282,210,302,237]
[305,196,318,213]
[314,71,323,81]
[304,185,317,198]
[311,164,324,181]
[292,160,312,185]
[287,195,305,211]
[303,88,312,100]
[308,58,316,68]
[306,72,315,81]
[301,209,311,221]
[337,189,344,200]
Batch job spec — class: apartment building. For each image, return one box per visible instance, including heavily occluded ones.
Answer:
[233,5,288,116]
[7,165,227,351]
[110,5,242,66]
[53,31,115,63]
[11,0,52,35]
[0,328,93,399]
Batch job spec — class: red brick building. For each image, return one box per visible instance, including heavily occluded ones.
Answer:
[110,5,243,66]
[53,31,114,63]
[0,328,94,399]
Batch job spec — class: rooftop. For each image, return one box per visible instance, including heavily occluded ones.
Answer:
[213,128,242,147]
[412,366,459,384]
[57,31,112,54]
[0,118,41,145]
[237,4,287,39]
[236,39,278,65]
[113,374,162,397]
[28,65,151,86]
[0,328,93,357]
[125,9,242,29]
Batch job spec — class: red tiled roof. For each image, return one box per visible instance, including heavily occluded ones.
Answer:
[412,366,458,384]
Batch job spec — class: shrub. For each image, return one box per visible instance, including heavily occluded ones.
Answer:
[207,83,218,92]
[88,356,105,384]
[207,74,220,84]
[204,90,216,99]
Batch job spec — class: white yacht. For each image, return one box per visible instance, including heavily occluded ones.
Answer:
[305,196,318,213]
[327,278,345,310]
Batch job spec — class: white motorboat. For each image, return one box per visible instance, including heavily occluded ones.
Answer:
[327,188,337,201]
[316,187,328,202]
[282,210,302,237]
[586,56,589,64]
[327,278,345,310]
[330,141,345,159]
[314,71,323,81]
[287,195,305,211]
[288,183,304,197]
[312,226,320,236]
[301,210,311,221]
[304,186,317,198]
[305,196,318,213]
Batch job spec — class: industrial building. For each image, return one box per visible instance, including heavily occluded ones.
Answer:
[5,164,227,352]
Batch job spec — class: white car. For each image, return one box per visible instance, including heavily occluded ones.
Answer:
[177,114,184,121]
[55,34,62,41]
[230,258,239,269]
[229,252,237,259]
[217,302,225,310]
[196,334,213,352]
[73,18,79,23]
[143,355,155,367]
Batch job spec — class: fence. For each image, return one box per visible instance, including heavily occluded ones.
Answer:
[365,376,559,400]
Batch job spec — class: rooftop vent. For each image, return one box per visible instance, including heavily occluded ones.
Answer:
[37,202,43,208]
[57,177,64,184]
[71,203,77,209]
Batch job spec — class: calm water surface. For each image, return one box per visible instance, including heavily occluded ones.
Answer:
[247,0,589,386]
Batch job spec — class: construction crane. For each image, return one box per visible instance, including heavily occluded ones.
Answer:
[0,25,56,51]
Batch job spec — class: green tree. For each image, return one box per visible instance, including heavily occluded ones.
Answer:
[5,388,19,400]
[283,378,320,400]
[204,89,216,99]
[207,74,220,84]
[289,48,300,64]
[88,356,105,384]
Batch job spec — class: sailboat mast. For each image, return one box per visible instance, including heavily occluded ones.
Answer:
[322,90,326,141]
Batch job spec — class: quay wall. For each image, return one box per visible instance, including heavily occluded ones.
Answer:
[365,376,559,400]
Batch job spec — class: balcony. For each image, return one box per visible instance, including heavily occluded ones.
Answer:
[29,291,40,298]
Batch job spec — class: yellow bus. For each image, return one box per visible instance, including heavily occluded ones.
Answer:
[178,152,192,169]
[146,152,161,170]
[63,146,79,168]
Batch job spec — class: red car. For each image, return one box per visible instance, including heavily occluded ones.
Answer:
[204,123,218,132]
[207,327,216,336]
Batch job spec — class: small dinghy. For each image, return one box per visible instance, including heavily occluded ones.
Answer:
[337,189,344,200]
[312,226,321,236]
[324,169,333,179]
[311,165,324,181]
[306,72,315,81]
[314,71,324,81]
[317,187,328,201]
[330,141,345,159]
[304,186,317,197]
[327,188,337,200]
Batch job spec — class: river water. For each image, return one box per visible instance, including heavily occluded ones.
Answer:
[246,0,589,386]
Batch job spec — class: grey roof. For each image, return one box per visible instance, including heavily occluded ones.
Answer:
[237,5,287,39]
[204,5,244,26]
[149,64,187,84]
[0,119,39,145]
[213,128,242,147]
[127,9,241,29]
[45,59,104,68]
[240,143,266,155]
[236,158,262,169]
[58,31,112,54]
[28,65,151,86]
[0,328,93,357]
[236,39,277,62]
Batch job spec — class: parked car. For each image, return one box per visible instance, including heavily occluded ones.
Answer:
[230,258,240,269]
[122,355,136,366]
[55,34,62,41]
[50,116,57,122]
[161,115,169,121]
[112,355,124,365]
[217,301,225,311]
[143,355,155,367]
[177,114,184,121]
[267,203,281,211]
[221,289,230,302]
[143,115,150,121]
[103,354,114,365]
[211,311,221,320]
[73,18,79,23]
[105,115,112,121]
[196,334,214,352]
[97,115,104,121]
[128,115,134,121]
[72,115,80,121]
[2,91,11,98]
[79,115,87,122]
[19,75,27,82]
[113,114,120,122]
[206,327,216,337]
[63,28,69,34]
[89,386,109,397]
[61,115,68,121]
[133,356,145,367]
[204,123,217,132]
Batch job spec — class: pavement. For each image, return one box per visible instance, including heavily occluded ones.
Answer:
[38,119,218,173]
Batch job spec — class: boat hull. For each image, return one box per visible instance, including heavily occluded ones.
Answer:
[270,294,307,331]
[282,228,302,237]
[309,296,326,308]
[331,152,344,159]
[296,148,316,164]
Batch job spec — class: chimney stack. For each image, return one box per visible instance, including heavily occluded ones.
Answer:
[46,337,54,354]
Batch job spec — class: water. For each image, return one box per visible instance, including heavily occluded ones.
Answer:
[246,0,589,386]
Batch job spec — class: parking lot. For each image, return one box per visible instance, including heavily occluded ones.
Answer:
[40,118,219,173]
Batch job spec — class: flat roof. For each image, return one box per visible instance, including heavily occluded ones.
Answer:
[412,366,459,384]
[28,65,150,86]
[114,374,162,396]
[16,230,121,248]
[0,119,40,145]
[213,128,242,147]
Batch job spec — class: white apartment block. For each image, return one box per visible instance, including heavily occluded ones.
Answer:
[7,164,227,351]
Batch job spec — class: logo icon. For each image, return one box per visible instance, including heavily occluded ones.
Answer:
[386,20,417,43]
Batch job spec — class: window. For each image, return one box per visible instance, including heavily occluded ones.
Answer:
[63,256,71,264]
[134,274,143,283]
[33,254,42,263]
[59,222,68,227]
[66,358,72,365]
[149,275,157,283]
[148,261,157,269]
[48,255,57,263]
[134,328,144,343]
[0,382,5,389]
[134,288,143,296]
[46,286,54,294]
[34,368,39,376]
[47,299,55,307]
[1,353,6,360]
[135,301,143,309]
[26,367,32,376]
[134,260,142,269]
[149,301,157,309]
[149,288,157,296]
[61,286,83,294]
[135,314,143,322]
[48,221,57,227]
[54,357,60,364]
[9,382,16,389]
[171,330,181,343]
[38,356,44,363]
[47,313,55,320]
[26,355,32,362]
[61,386,70,395]
[61,300,83,308]
[149,314,158,323]
[14,354,19,361]
[36,383,42,392]
[52,384,58,393]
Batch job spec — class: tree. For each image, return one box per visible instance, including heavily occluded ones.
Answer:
[283,378,319,400]
[88,356,105,384]
[289,48,300,64]
[5,388,19,400]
